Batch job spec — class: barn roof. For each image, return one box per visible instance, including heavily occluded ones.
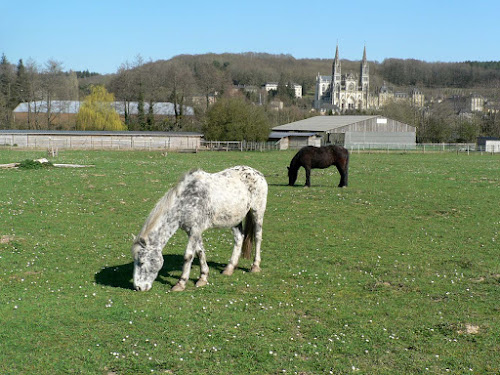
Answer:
[0,130,203,137]
[272,115,381,132]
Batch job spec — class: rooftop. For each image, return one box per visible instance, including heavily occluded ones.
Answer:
[13,101,194,116]
[272,115,381,132]
[0,130,203,137]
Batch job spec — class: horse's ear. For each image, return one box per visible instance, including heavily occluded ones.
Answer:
[138,237,147,247]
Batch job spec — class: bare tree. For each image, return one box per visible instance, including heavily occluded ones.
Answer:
[40,60,65,128]
[194,60,231,109]
[164,61,196,126]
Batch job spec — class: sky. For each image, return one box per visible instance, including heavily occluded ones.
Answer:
[1,0,499,74]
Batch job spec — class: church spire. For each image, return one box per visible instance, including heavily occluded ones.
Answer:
[332,43,341,76]
[360,44,369,107]
[331,43,341,106]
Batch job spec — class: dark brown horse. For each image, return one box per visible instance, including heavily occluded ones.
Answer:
[287,145,349,187]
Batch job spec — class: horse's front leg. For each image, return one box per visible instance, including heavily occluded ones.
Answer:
[223,224,244,276]
[305,167,312,187]
[172,234,200,291]
[195,239,209,288]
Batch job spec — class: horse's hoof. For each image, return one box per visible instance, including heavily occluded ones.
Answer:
[171,283,185,292]
[195,279,208,288]
[250,265,261,273]
[222,267,234,276]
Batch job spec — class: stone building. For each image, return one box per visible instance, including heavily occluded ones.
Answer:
[468,93,484,112]
[315,46,426,111]
[314,45,369,112]
[375,84,425,108]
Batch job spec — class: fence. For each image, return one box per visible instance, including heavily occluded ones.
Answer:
[346,143,477,153]
[1,134,498,154]
[200,140,280,151]
[200,141,500,154]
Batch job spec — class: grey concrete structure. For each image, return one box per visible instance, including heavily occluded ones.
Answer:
[0,130,203,151]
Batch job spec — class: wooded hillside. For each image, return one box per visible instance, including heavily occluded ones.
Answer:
[2,52,500,142]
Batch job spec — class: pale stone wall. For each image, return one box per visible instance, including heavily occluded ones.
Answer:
[0,132,202,151]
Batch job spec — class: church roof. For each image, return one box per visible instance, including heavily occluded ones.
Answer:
[272,115,380,133]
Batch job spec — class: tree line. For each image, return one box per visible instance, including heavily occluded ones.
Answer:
[1,52,500,142]
[376,59,500,88]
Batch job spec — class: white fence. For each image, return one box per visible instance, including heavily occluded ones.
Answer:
[347,143,477,153]
[201,141,495,154]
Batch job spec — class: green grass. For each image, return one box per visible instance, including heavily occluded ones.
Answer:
[0,149,499,374]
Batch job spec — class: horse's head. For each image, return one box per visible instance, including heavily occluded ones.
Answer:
[131,236,164,291]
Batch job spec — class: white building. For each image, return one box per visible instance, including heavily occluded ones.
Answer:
[263,82,302,98]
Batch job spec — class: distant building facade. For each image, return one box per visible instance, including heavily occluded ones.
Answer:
[375,84,425,108]
[315,46,426,112]
[264,82,303,98]
[314,45,370,111]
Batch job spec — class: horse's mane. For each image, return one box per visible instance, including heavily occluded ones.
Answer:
[139,169,202,237]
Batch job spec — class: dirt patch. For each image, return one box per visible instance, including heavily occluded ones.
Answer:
[1,235,13,244]
[458,324,480,335]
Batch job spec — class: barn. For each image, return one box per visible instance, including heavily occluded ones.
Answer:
[272,115,416,149]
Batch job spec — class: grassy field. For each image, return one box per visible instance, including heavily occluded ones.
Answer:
[0,149,499,375]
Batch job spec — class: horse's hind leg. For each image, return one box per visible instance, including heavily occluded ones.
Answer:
[223,224,244,276]
[250,211,264,273]
[336,160,348,187]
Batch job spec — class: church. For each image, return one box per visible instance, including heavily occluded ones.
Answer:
[314,45,370,112]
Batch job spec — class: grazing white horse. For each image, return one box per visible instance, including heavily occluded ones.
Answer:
[132,166,268,292]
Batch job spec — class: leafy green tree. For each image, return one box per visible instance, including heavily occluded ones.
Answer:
[76,85,125,130]
[455,116,480,142]
[203,96,270,141]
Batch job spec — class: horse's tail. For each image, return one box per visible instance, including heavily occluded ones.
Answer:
[241,211,255,259]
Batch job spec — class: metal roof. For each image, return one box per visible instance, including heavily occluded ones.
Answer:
[0,130,203,137]
[13,101,194,116]
[272,115,380,132]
